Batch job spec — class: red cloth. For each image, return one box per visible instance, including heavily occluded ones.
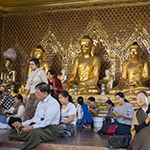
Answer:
[48,77,63,100]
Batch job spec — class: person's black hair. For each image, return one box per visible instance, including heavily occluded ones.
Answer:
[29,58,40,68]
[105,99,114,106]
[88,97,95,102]
[137,91,148,98]
[0,91,3,95]
[59,90,74,104]
[77,96,84,105]
[82,35,93,44]
[14,93,23,102]
[35,82,50,94]
[115,92,129,103]
[36,44,45,53]
[5,58,12,64]
[47,69,55,75]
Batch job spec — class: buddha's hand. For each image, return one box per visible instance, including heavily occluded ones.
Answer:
[62,80,69,90]
[12,121,22,128]
[79,81,87,86]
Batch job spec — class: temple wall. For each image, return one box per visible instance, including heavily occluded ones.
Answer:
[0,4,150,91]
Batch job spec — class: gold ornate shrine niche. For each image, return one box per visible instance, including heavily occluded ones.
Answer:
[63,35,101,95]
[61,18,117,95]
[0,48,17,93]
[109,24,150,95]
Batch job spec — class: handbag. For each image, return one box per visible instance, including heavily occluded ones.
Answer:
[107,124,117,134]
[107,134,131,149]
[97,124,117,134]
[97,117,113,134]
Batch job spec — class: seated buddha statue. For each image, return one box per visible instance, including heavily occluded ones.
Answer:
[63,35,101,94]
[109,42,150,94]
[99,70,114,94]
[0,58,15,92]
[29,45,50,73]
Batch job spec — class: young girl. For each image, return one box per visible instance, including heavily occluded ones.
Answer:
[58,90,76,137]
[105,99,114,118]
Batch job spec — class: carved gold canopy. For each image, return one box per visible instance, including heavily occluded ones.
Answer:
[0,0,150,15]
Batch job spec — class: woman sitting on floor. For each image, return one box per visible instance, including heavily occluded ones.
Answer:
[111,92,134,135]
[58,90,76,137]
[76,96,93,129]
[88,97,99,117]
[105,99,114,118]
[130,91,150,150]
[2,94,25,127]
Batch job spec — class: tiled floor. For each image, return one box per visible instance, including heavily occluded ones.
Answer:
[0,128,126,150]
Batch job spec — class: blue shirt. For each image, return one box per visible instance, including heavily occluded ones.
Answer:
[22,95,60,129]
[78,103,92,121]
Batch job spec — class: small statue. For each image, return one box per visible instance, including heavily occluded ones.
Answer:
[99,70,114,94]
[0,58,15,92]
[57,69,67,83]
[109,42,150,94]
[63,35,101,94]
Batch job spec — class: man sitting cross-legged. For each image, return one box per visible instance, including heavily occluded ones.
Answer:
[8,82,60,150]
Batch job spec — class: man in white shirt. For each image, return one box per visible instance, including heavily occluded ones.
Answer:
[8,82,60,150]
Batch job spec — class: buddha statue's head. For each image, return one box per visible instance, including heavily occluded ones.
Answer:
[4,58,12,69]
[32,45,45,60]
[129,42,142,59]
[81,35,93,55]
[105,70,111,77]
[61,68,66,75]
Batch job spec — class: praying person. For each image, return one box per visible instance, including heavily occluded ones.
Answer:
[8,82,60,150]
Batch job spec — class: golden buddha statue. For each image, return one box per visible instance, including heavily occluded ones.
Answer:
[64,35,101,94]
[0,58,15,92]
[99,70,114,94]
[29,44,50,74]
[109,42,150,94]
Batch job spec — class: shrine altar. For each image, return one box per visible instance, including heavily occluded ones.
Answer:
[71,94,139,114]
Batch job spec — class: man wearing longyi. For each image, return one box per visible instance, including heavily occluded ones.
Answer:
[8,82,60,150]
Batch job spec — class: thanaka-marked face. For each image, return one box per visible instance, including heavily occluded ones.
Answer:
[105,103,112,110]
[81,39,92,55]
[137,92,148,107]
[29,61,38,71]
[58,94,68,105]
[14,97,21,104]
[47,72,54,80]
[115,95,124,106]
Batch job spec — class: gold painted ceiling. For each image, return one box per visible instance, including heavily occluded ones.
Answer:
[0,0,150,10]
